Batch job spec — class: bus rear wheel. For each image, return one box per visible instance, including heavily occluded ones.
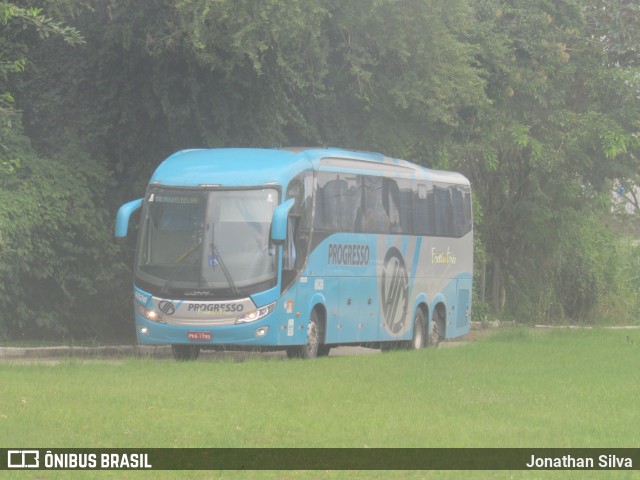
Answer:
[172,344,201,361]
[428,316,441,348]
[286,310,322,359]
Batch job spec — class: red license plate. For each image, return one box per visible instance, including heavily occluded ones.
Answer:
[188,331,211,341]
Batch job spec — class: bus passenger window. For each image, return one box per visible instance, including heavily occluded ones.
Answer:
[413,184,432,235]
[362,176,390,233]
[383,178,401,233]
[315,173,361,233]
[434,185,453,236]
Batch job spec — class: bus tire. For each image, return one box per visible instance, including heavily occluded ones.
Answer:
[172,344,201,361]
[286,310,321,359]
[428,316,440,348]
[410,308,426,350]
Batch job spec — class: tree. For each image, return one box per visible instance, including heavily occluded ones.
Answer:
[0,2,127,339]
[4,0,639,338]
[0,2,83,140]
[585,0,640,67]
[584,0,640,216]
[21,0,487,193]
[463,0,639,320]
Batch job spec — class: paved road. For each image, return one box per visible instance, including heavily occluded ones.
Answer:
[0,342,467,365]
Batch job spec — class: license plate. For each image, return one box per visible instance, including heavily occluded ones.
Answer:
[188,331,211,341]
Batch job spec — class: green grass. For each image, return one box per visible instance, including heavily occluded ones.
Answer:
[1,328,639,479]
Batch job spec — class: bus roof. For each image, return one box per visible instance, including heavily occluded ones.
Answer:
[148,147,470,188]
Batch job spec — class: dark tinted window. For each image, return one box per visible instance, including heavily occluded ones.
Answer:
[315,173,471,238]
[433,185,452,236]
[452,186,472,237]
[315,174,361,232]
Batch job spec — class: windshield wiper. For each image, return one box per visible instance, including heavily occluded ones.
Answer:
[209,222,239,295]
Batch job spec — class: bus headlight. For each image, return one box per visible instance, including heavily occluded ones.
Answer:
[136,303,165,323]
[236,302,276,324]
[145,309,162,322]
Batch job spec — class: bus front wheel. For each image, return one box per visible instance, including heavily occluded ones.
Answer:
[287,310,321,359]
[172,344,201,361]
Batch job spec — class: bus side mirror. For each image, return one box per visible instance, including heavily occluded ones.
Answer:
[271,198,295,245]
[114,198,143,241]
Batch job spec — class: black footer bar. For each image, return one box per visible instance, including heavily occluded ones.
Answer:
[2,448,638,470]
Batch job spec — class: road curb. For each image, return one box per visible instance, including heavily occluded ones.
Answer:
[3,325,636,359]
[0,345,173,359]
[533,325,640,329]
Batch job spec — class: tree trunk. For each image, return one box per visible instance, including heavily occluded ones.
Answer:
[491,255,504,314]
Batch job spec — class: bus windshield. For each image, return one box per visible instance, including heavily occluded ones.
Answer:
[135,187,279,296]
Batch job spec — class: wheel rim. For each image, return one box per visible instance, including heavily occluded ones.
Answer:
[413,326,423,349]
[306,319,319,355]
[412,311,424,349]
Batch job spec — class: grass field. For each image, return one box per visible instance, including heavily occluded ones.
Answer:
[1,328,639,479]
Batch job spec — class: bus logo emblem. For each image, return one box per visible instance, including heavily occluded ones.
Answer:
[380,247,409,334]
[158,301,176,315]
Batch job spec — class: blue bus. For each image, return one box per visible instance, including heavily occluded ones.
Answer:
[115,148,473,360]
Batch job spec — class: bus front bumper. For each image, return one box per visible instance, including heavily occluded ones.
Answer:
[134,312,303,347]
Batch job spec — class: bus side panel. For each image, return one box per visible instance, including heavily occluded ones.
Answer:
[375,235,421,342]
[304,233,379,345]
[454,278,472,336]
[421,234,473,339]
[300,230,473,345]
[338,276,379,342]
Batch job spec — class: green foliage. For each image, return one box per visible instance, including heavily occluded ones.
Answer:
[312,0,486,159]
[0,1,83,133]
[1,0,639,339]
[0,128,127,339]
[35,0,481,176]
[587,238,640,325]
[0,3,84,44]
[585,0,640,67]
[503,211,624,323]
[462,0,640,321]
